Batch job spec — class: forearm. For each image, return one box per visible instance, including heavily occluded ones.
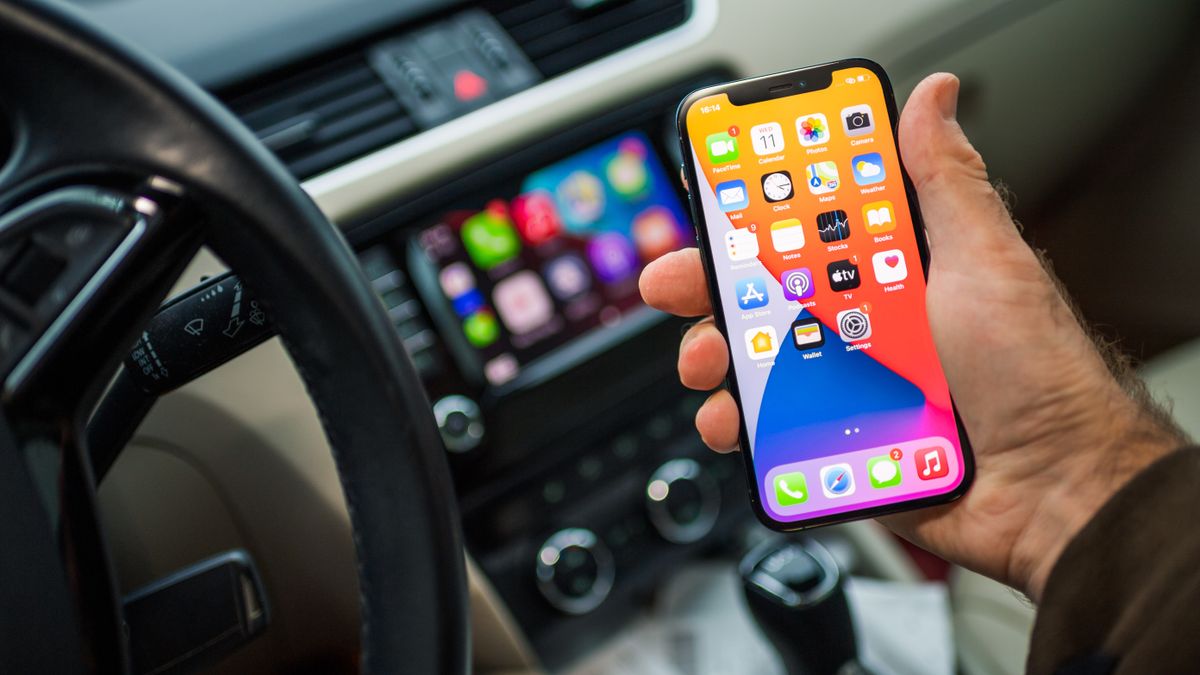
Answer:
[1027,445,1200,675]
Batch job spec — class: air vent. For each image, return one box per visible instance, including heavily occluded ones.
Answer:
[225,56,415,178]
[487,0,690,78]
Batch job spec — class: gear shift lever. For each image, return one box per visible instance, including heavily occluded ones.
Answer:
[740,538,867,675]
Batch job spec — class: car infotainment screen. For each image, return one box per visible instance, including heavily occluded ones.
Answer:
[412,130,691,389]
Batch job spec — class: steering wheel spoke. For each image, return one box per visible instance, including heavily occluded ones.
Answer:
[0,182,199,413]
[0,180,200,673]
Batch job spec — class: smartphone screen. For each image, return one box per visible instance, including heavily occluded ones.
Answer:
[678,60,972,528]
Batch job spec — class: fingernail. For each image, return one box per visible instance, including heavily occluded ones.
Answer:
[938,75,960,121]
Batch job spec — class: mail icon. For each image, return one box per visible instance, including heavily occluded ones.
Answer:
[715,179,749,212]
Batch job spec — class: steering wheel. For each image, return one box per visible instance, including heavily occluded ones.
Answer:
[0,1,468,672]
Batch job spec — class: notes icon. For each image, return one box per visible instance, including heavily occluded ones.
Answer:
[915,446,949,481]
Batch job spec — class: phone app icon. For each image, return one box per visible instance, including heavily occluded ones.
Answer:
[751,122,785,155]
[873,249,908,284]
[543,254,592,300]
[820,463,856,498]
[716,179,749,212]
[458,207,520,270]
[725,227,759,261]
[851,152,886,185]
[761,170,794,203]
[836,308,872,342]
[816,210,850,243]
[493,270,554,336]
[867,455,902,488]
[841,104,875,137]
[827,259,860,291]
[744,325,779,361]
[773,471,809,506]
[587,232,639,283]
[511,190,562,245]
[790,318,825,350]
[796,113,830,146]
[735,277,769,310]
[862,200,896,234]
[463,309,499,348]
[706,131,740,164]
[770,218,805,252]
[780,268,815,301]
[916,446,950,481]
[805,161,840,195]
[462,204,521,270]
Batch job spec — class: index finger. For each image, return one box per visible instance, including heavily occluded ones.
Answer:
[639,248,713,317]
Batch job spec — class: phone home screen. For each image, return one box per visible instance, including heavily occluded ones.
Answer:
[683,65,968,526]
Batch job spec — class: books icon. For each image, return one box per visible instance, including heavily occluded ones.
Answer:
[862,200,896,234]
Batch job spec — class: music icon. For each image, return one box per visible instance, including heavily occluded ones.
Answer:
[915,446,949,481]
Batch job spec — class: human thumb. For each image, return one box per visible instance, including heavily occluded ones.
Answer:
[898,73,1020,258]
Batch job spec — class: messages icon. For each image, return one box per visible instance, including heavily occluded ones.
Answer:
[867,455,902,488]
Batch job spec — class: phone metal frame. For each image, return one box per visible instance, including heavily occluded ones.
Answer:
[675,58,975,531]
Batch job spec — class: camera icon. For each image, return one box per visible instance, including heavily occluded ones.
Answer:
[841,104,875,137]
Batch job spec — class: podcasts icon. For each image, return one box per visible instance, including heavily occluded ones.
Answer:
[780,268,815,301]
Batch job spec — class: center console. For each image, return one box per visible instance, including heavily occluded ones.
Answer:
[343,71,752,669]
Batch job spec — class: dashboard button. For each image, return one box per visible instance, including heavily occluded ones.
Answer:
[645,459,720,544]
[535,528,614,615]
[433,395,484,453]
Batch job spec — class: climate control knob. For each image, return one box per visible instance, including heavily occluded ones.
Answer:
[645,459,720,544]
[432,395,484,453]
[535,528,614,615]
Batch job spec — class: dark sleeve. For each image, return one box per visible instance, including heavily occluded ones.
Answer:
[1027,445,1200,675]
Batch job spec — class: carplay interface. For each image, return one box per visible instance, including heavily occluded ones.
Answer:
[415,131,691,388]
[683,66,966,523]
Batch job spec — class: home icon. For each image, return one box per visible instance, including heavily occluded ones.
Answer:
[744,326,779,360]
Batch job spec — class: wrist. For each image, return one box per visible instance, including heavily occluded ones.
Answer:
[1010,387,1183,601]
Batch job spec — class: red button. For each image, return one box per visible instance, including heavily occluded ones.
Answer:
[453,70,489,102]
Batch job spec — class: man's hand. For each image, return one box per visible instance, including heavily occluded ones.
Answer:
[639,73,1185,601]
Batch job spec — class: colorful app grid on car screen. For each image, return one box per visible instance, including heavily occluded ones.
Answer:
[684,65,965,524]
[417,130,690,387]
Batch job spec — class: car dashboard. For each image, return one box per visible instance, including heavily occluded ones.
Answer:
[78,0,1199,672]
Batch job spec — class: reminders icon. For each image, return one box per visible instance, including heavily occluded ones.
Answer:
[716,179,749,212]
[724,228,759,262]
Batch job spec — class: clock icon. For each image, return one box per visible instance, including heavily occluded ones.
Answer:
[761,170,794,203]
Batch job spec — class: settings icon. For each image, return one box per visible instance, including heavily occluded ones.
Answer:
[836,308,872,343]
